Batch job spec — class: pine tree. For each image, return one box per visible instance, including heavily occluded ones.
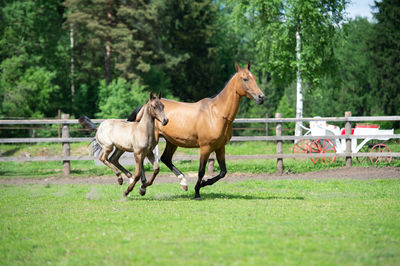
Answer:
[369,0,400,115]
[156,0,222,101]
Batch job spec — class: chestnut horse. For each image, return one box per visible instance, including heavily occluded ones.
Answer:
[128,62,264,199]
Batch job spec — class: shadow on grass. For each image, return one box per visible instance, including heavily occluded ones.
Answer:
[125,192,305,201]
[1,147,22,156]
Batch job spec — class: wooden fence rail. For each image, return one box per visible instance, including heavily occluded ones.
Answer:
[1,112,399,175]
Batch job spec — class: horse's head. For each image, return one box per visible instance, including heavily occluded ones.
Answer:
[234,62,264,104]
[149,91,168,126]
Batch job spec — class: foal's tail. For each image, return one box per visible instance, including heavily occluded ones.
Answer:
[78,116,97,132]
[78,116,102,156]
[91,139,103,157]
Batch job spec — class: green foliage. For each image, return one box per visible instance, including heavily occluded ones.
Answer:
[0,0,399,121]
[157,0,227,101]
[0,55,59,118]
[0,0,69,118]
[96,78,148,118]
[276,95,296,133]
[305,18,375,117]
[228,0,346,85]
[369,0,400,116]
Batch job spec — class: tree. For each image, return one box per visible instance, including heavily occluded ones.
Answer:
[229,0,346,135]
[63,0,169,116]
[369,0,400,116]
[0,0,67,118]
[304,18,375,117]
[156,0,224,101]
[96,78,148,118]
[0,56,59,118]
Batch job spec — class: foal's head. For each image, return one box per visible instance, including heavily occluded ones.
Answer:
[234,62,264,104]
[148,91,168,126]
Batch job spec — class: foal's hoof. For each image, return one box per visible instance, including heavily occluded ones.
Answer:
[193,196,202,201]
[180,184,188,191]
[123,191,128,197]
[139,187,146,196]
[118,177,123,185]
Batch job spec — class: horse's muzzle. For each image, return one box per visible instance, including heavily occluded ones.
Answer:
[256,94,264,105]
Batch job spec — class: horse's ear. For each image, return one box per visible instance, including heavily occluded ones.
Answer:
[235,62,240,72]
[158,91,162,99]
[135,106,145,122]
[246,61,251,71]
[150,91,154,100]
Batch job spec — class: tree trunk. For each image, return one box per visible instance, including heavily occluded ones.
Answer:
[105,43,111,85]
[70,24,75,101]
[295,22,303,139]
[105,0,113,85]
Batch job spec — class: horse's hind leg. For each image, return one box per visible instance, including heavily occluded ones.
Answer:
[161,141,188,191]
[200,146,227,187]
[109,148,133,183]
[99,147,123,185]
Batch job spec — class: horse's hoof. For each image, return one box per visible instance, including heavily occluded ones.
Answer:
[180,184,188,191]
[123,191,128,197]
[139,187,146,196]
[118,177,123,185]
[193,196,202,201]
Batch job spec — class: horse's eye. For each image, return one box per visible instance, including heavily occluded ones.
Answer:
[243,78,248,82]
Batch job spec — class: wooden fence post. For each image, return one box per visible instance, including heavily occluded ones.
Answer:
[62,113,71,176]
[345,111,352,167]
[276,113,283,175]
[265,113,269,144]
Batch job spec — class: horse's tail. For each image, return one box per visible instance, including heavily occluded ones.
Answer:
[78,116,101,156]
[91,138,103,157]
[78,115,97,132]
[127,105,143,122]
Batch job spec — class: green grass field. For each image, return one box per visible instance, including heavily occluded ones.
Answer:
[1,179,400,265]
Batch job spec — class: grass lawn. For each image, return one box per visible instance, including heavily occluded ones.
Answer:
[1,179,400,265]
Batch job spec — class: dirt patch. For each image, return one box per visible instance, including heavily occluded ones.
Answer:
[1,167,399,186]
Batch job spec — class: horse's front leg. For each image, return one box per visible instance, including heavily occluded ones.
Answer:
[139,151,159,196]
[201,146,227,187]
[194,147,212,200]
[124,154,144,197]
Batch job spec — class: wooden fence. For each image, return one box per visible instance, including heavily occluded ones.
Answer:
[1,112,400,176]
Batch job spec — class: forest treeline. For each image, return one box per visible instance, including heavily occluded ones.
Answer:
[0,0,399,121]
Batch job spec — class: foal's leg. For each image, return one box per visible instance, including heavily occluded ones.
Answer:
[160,141,188,191]
[124,153,144,197]
[141,151,160,191]
[194,146,212,200]
[201,146,227,187]
[138,162,147,196]
[99,146,123,185]
[109,148,133,183]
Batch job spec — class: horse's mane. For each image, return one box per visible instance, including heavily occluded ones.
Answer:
[127,105,143,122]
[211,72,237,99]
